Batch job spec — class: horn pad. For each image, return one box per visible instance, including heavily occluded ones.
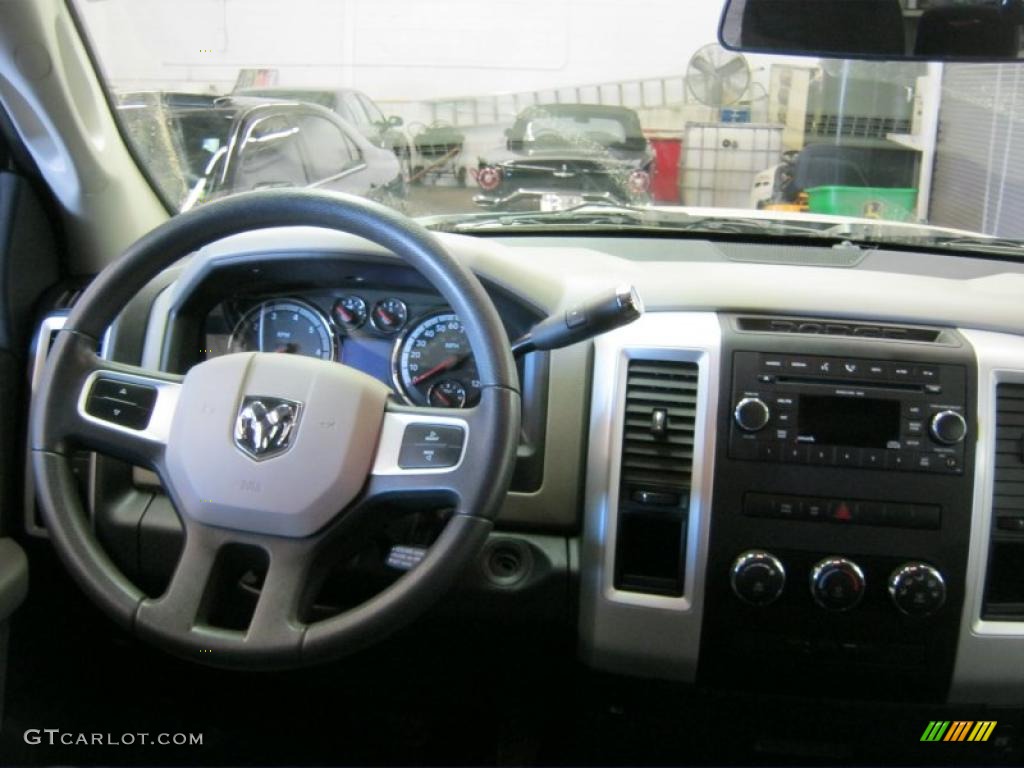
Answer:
[164,353,390,537]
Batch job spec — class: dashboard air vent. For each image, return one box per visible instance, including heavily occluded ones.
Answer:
[614,358,699,597]
[736,316,944,343]
[621,359,699,491]
[983,382,1024,619]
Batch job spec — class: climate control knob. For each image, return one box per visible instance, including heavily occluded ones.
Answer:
[889,562,946,617]
[930,410,967,445]
[730,550,786,606]
[734,397,770,432]
[810,557,865,611]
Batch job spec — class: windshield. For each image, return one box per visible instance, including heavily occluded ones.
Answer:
[72,0,1024,249]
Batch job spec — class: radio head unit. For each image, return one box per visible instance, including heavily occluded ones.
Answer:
[729,352,968,474]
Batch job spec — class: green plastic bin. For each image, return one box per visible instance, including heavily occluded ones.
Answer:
[806,186,917,221]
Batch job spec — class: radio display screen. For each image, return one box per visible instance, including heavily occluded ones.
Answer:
[797,395,901,448]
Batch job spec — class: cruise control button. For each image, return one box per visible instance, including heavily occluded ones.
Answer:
[90,378,158,409]
[398,442,462,469]
[398,424,465,469]
[85,397,152,430]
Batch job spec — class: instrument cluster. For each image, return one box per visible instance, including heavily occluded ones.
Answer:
[203,291,482,408]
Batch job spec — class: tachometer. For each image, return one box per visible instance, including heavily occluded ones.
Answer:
[393,311,480,407]
[228,299,336,360]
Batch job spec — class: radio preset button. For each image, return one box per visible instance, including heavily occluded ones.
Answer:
[782,445,810,463]
[808,446,834,465]
[836,447,861,466]
[862,449,884,468]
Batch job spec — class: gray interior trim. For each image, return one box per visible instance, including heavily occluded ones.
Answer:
[950,328,1024,705]
[0,538,28,623]
[579,311,720,681]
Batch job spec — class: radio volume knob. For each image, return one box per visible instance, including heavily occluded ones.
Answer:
[889,562,946,617]
[930,410,967,445]
[731,550,786,606]
[810,557,865,611]
[734,397,770,432]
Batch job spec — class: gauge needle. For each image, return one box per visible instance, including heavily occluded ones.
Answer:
[376,307,394,324]
[336,305,353,323]
[411,354,466,386]
[432,388,452,406]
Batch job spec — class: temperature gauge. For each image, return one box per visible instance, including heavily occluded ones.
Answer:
[332,295,368,330]
[371,297,408,334]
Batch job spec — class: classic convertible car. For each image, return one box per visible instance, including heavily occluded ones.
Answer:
[1,0,1024,766]
[472,104,654,211]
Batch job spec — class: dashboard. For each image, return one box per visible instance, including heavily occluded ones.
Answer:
[204,291,485,408]
[27,226,1024,715]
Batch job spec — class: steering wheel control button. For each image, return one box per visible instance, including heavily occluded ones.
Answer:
[810,557,866,611]
[731,550,786,606]
[734,397,770,432]
[85,397,152,429]
[929,409,967,445]
[398,424,465,469]
[86,377,158,430]
[889,562,946,617]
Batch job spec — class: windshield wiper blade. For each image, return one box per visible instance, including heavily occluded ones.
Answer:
[429,204,835,238]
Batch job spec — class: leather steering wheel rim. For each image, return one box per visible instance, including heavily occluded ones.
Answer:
[30,189,521,669]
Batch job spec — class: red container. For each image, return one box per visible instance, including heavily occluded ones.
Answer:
[648,135,682,204]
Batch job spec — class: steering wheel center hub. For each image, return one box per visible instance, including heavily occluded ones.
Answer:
[164,352,391,537]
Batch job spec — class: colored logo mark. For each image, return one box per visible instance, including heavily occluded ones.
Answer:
[920,721,997,742]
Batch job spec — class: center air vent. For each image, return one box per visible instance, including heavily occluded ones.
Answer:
[736,316,945,343]
[621,359,699,491]
[982,382,1024,619]
[615,358,699,597]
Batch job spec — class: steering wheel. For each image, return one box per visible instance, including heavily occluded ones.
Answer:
[30,189,521,669]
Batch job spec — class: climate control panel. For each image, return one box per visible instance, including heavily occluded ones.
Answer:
[729,550,947,618]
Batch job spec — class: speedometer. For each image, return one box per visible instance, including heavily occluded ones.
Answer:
[228,299,336,360]
[392,311,481,408]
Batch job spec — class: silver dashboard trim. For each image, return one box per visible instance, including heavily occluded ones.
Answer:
[24,314,66,537]
[951,328,1024,705]
[579,311,720,681]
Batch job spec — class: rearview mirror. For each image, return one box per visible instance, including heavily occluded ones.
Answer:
[719,0,1024,61]
[386,115,403,128]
